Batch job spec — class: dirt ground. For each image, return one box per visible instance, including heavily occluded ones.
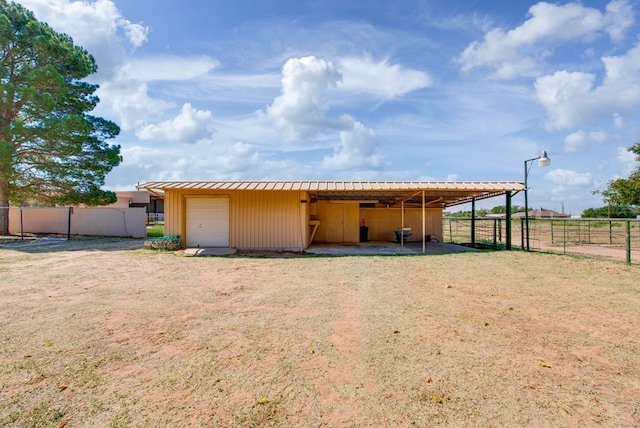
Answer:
[1,238,639,427]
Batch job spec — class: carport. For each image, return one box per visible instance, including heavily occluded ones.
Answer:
[136,181,524,252]
[303,181,524,252]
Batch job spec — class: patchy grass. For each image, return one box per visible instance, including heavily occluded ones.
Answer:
[1,239,639,426]
[146,224,165,237]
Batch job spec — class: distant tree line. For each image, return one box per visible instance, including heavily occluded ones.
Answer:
[581,206,639,219]
[444,205,526,218]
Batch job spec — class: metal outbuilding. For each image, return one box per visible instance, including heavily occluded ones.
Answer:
[137,180,524,252]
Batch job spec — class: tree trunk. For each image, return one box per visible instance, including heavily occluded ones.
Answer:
[0,178,9,235]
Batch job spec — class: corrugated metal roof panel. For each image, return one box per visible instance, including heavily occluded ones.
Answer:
[137,180,525,192]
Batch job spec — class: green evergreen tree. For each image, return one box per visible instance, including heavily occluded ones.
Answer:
[0,1,121,234]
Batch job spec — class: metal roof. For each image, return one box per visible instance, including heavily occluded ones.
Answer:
[137,180,524,207]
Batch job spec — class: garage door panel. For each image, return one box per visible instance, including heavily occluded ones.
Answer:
[186,198,229,247]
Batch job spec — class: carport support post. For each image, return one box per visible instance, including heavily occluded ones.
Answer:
[401,200,404,247]
[471,197,476,248]
[505,191,512,250]
[422,190,425,254]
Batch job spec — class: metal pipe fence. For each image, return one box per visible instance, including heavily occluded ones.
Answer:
[443,217,639,265]
[146,213,164,225]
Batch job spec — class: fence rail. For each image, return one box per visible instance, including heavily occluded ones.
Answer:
[443,217,639,265]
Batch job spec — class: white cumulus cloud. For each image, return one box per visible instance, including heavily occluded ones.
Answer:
[458,0,634,78]
[19,0,149,79]
[321,116,384,171]
[266,56,342,142]
[536,41,640,130]
[617,146,640,176]
[97,79,162,130]
[136,103,215,144]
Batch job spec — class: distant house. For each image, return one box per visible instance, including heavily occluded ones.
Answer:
[110,191,150,208]
[513,208,570,219]
[136,180,525,252]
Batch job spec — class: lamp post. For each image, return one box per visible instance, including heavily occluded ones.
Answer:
[524,150,551,251]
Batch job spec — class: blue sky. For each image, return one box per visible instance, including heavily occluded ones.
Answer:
[16,0,640,215]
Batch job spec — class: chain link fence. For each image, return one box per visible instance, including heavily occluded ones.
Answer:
[443,217,639,265]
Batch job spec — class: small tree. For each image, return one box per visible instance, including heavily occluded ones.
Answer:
[598,143,640,208]
[0,1,121,234]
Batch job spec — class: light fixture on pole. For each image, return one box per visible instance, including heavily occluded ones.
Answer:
[524,150,551,251]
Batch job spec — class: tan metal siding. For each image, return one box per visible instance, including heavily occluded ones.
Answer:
[360,207,443,242]
[232,190,305,250]
[164,188,306,250]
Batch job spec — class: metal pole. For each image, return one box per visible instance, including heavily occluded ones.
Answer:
[401,200,404,247]
[626,220,632,265]
[524,159,530,251]
[493,219,497,248]
[422,190,425,254]
[506,191,512,250]
[471,197,476,248]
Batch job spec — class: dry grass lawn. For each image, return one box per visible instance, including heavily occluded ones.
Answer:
[1,238,639,427]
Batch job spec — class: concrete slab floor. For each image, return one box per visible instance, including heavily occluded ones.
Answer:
[304,241,477,256]
[184,247,238,256]
[183,241,477,257]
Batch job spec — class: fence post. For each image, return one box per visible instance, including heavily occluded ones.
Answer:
[626,220,632,265]
[505,191,511,250]
[521,218,525,250]
[493,219,497,248]
[563,219,567,254]
[67,207,72,240]
[609,220,613,244]
[20,207,24,241]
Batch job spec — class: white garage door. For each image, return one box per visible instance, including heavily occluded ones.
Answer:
[186,197,230,247]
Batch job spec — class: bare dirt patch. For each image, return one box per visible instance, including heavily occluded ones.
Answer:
[1,239,639,427]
